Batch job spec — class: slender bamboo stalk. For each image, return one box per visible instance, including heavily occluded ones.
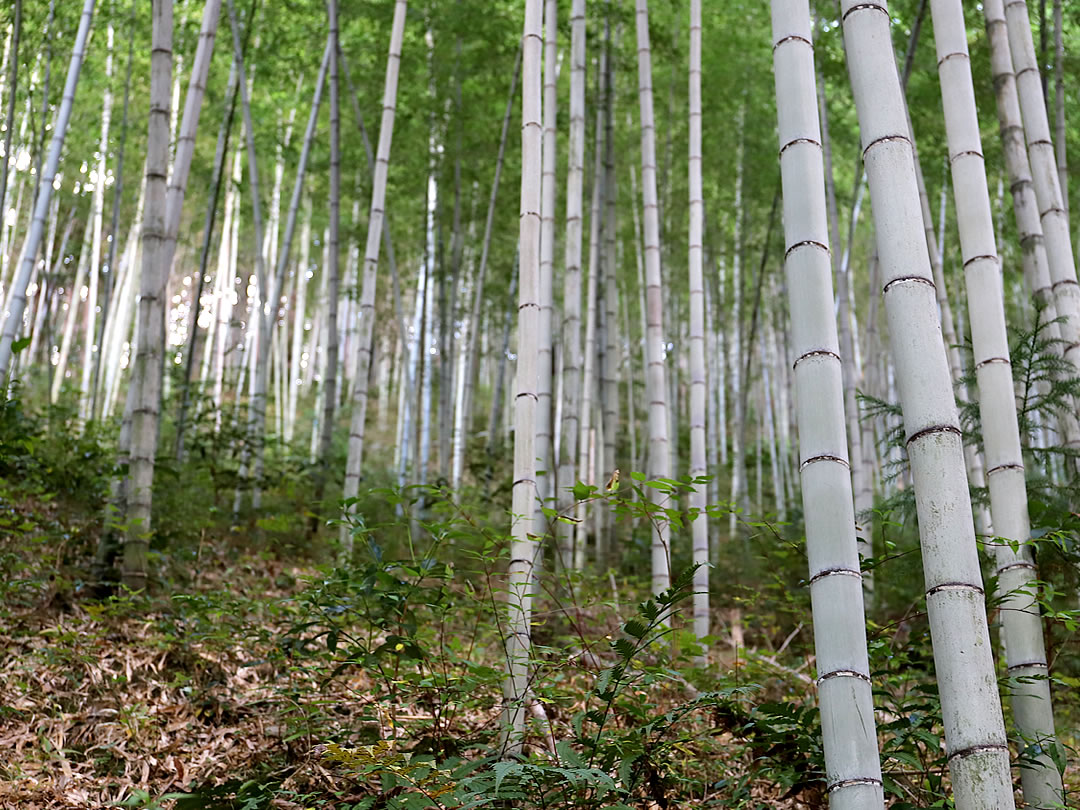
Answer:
[771,10,885,802]
[0,0,95,381]
[91,0,136,420]
[341,0,408,552]
[0,0,19,226]
[599,15,618,565]
[728,111,745,542]
[52,214,92,402]
[318,0,341,476]
[452,48,520,491]
[1002,0,1080,375]
[931,1,1063,803]
[906,105,993,535]
[226,0,270,515]
[688,0,708,653]
[1053,0,1065,219]
[163,0,222,282]
[577,77,606,570]
[841,2,1015,806]
[983,0,1080,463]
[79,23,115,419]
[175,59,238,459]
[288,200,312,441]
[536,0,557,531]
[636,0,672,596]
[124,0,172,588]
[557,0,586,571]
[816,31,872,569]
[503,0,541,752]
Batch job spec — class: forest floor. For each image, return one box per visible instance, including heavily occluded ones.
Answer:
[0,522,814,810]
[2,498,1078,809]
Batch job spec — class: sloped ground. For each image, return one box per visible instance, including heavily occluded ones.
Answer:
[0,547,796,809]
[1,514,1076,809]
[0,561,353,808]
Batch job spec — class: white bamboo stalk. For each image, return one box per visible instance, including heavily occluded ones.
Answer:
[984,0,1080,461]
[840,2,1015,806]
[104,178,145,420]
[1002,0,1080,375]
[688,0,708,652]
[0,0,20,226]
[771,11,885,804]
[0,0,95,381]
[503,0,541,752]
[762,326,782,520]
[536,0,557,534]
[21,189,55,368]
[343,192,360,391]
[557,0,586,571]
[175,58,239,459]
[28,202,68,366]
[163,0,220,277]
[599,19,618,564]
[636,0,672,596]
[982,11,1059,312]
[452,48,520,491]
[728,109,745,542]
[714,239,728,471]
[79,22,114,418]
[418,187,436,494]
[125,0,172,588]
[318,2,341,475]
[270,41,330,445]
[398,269,422,491]
[931,1,1064,803]
[704,277,719,506]
[907,112,993,536]
[621,283,637,474]
[816,43,872,566]
[52,212,92,401]
[576,67,606,571]
[212,144,242,430]
[341,0,408,552]
[288,199,312,441]
[226,0,270,515]
[1053,0,1066,221]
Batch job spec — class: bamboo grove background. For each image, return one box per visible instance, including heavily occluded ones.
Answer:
[2,0,1080,807]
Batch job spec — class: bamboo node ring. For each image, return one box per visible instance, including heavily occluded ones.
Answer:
[800,454,849,472]
[817,669,871,685]
[1007,660,1049,672]
[925,581,984,597]
[862,133,910,159]
[962,253,998,269]
[828,778,883,794]
[808,566,861,585]
[793,348,840,368]
[947,743,1009,763]
[904,424,962,445]
[882,275,935,294]
[842,3,888,23]
[784,239,829,259]
[773,34,812,51]
[996,561,1037,574]
[779,137,821,158]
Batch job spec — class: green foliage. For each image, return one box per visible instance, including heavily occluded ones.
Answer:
[0,385,113,508]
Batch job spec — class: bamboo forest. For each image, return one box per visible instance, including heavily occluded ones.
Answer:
[6,0,1080,806]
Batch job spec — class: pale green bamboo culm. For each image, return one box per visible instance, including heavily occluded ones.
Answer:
[840,1,1016,807]
[771,2,884,806]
